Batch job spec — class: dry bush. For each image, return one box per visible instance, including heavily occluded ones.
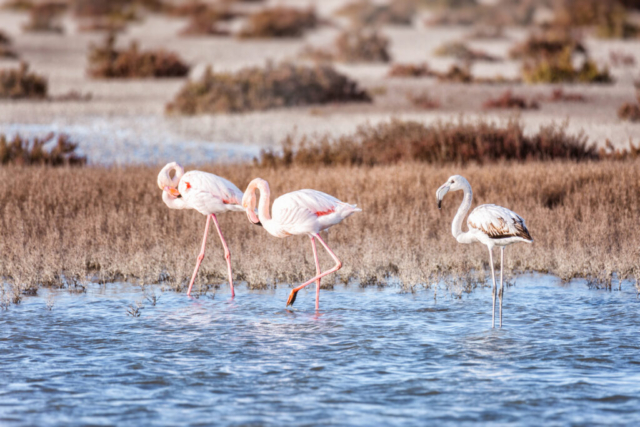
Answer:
[554,0,639,39]
[0,62,47,99]
[87,34,190,78]
[169,1,237,36]
[23,1,67,33]
[482,90,539,110]
[238,7,317,38]
[2,161,639,295]
[609,50,636,67]
[407,92,440,109]
[426,0,545,27]
[257,119,599,167]
[73,0,136,20]
[387,62,434,77]
[433,41,499,62]
[0,30,18,58]
[0,133,86,166]
[2,0,35,10]
[166,62,371,114]
[305,29,391,63]
[335,0,416,26]
[512,32,611,84]
[619,102,640,122]
[549,88,585,102]
[436,64,472,83]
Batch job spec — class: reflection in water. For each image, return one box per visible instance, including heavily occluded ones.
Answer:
[1,275,639,426]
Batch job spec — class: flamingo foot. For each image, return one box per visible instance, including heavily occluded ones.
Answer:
[286,289,299,307]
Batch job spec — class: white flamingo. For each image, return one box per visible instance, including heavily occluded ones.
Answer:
[157,162,245,297]
[436,175,533,328]
[242,178,361,310]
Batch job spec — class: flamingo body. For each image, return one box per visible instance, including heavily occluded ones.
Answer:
[436,175,532,328]
[266,189,360,237]
[157,162,244,297]
[242,178,361,309]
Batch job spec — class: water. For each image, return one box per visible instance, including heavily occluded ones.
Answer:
[1,275,639,426]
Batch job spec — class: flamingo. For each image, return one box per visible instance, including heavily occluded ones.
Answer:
[157,162,245,297]
[242,178,361,310]
[436,175,533,328]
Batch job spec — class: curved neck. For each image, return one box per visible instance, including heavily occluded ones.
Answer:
[255,180,272,223]
[162,191,187,209]
[452,183,473,241]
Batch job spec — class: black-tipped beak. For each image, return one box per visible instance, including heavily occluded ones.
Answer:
[254,221,262,227]
[438,199,442,210]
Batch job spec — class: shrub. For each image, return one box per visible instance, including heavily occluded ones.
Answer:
[305,29,391,63]
[335,0,416,26]
[238,7,317,38]
[0,31,18,58]
[256,119,600,167]
[387,62,434,77]
[549,88,585,102]
[618,103,640,122]
[23,1,66,33]
[179,8,235,36]
[87,34,190,78]
[522,49,612,84]
[407,92,440,109]
[166,62,371,114]
[73,0,137,20]
[553,0,640,39]
[482,90,539,109]
[436,64,473,83]
[0,133,86,166]
[0,62,47,99]
[433,41,499,62]
[509,32,586,60]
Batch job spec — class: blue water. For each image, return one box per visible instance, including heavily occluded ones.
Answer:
[1,275,639,426]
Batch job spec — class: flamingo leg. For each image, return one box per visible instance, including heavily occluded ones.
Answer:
[311,236,321,311]
[211,214,235,298]
[187,215,212,297]
[488,247,497,329]
[286,233,342,308]
[499,247,505,328]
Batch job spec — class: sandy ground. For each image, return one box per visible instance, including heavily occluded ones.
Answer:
[0,0,639,165]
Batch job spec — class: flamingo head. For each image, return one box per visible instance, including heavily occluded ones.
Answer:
[436,175,468,209]
[242,186,260,224]
[157,162,184,199]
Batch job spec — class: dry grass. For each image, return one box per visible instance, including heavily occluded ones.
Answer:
[548,88,586,102]
[619,102,640,122]
[0,62,47,99]
[238,7,317,38]
[87,34,190,78]
[2,161,639,298]
[166,62,371,114]
[407,91,440,109]
[609,50,636,67]
[482,90,539,110]
[257,119,601,167]
[0,133,86,166]
[554,0,640,39]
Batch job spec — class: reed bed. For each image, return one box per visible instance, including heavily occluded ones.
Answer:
[0,161,638,301]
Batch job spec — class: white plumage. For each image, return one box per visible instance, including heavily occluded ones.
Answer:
[242,178,361,309]
[157,162,244,297]
[436,175,532,328]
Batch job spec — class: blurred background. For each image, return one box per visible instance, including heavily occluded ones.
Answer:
[0,0,639,166]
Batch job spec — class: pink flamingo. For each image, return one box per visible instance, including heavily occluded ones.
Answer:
[242,178,361,310]
[157,162,245,297]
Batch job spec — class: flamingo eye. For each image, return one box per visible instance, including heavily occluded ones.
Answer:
[450,180,454,184]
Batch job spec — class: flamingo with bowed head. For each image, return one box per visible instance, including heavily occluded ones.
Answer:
[157,162,246,297]
[436,175,533,328]
[242,178,361,310]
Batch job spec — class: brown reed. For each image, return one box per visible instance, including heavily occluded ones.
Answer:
[1,161,638,299]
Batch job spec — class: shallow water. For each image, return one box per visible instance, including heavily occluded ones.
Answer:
[1,275,639,426]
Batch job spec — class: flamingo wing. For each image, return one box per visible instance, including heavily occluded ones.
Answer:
[179,171,244,215]
[272,189,359,234]
[467,204,532,241]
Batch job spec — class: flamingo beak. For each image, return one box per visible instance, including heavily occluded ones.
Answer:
[436,184,449,210]
[164,186,181,198]
[246,208,260,225]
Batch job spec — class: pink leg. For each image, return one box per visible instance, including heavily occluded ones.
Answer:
[286,233,342,308]
[310,236,321,311]
[187,215,212,297]
[211,214,235,298]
